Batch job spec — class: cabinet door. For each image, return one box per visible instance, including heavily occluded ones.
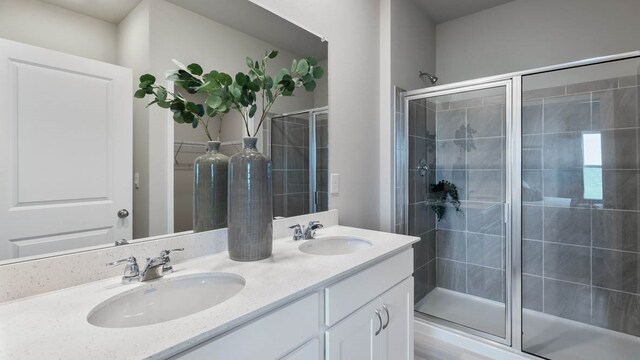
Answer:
[326,299,383,360]
[380,277,413,360]
[281,338,320,360]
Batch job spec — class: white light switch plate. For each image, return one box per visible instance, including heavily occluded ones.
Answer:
[330,173,340,194]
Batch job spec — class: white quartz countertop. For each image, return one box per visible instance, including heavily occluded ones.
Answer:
[0,226,417,360]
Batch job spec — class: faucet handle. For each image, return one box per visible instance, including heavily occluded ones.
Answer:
[107,257,139,284]
[289,224,304,240]
[160,248,184,273]
[160,248,184,257]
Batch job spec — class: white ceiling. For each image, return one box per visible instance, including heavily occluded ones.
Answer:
[39,0,142,23]
[415,0,514,24]
[167,0,328,60]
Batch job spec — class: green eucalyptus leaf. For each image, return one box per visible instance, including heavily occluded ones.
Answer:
[268,50,278,59]
[263,76,273,90]
[158,101,171,109]
[304,79,316,91]
[217,72,233,86]
[291,59,297,73]
[266,89,274,103]
[296,59,309,76]
[139,74,156,84]
[248,104,257,118]
[134,89,147,98]
[191,118,199,128]
[156,88,167,101]
[171,59,189,72]
[146,99,159,108]
[245,57,254,68]
[139,80,153,89]
[173,111,184,123]
[187,63,203,75]
[186,102,198,113]
[274,68,288,84]
[312,66,324,79]
[206,96,223,109]
[307,57,318,66]
[235,72,247,86]
[170,100,185,111]
[196,104,205,117]
[247,81,260,92]
[182,112,195,123]
[206,106,216,117]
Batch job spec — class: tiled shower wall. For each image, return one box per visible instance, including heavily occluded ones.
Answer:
[316,115,329,212]
[521,75,640,337]
[272,116,310,217]
[410,90,507,305]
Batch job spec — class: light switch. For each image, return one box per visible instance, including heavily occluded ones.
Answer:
[330,173,340,194]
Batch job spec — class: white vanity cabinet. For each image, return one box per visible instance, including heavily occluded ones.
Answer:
[172,248,413,360]
[325,249,414,360]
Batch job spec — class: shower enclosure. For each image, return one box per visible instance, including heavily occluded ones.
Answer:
[269,107,329,218]
[398,52,640,359]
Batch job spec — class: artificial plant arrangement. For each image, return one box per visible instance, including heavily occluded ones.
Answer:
[134,50,324,139]
[429,180,462,221]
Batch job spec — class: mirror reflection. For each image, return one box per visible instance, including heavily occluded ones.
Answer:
[0,0,328,264]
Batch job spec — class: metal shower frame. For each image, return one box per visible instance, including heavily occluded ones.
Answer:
[398,51,640,352]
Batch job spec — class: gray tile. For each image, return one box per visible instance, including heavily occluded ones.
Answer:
[273,194,286,217]
[566,78,617,94]
[544,242,591,284]
[434,170,466,201]
[600,129,638,169]
[543,132,583,169]
[467,138,504,170]
[435,140,466,170]
[449,97,483,110]
[414,230,436,269]
[467,265,504,302]
[436,258,466,293]
[317,170,328,193]
[523,134,542,148]
[522,171,543,203]
[409,202,430,236]
[286,170,306,194]
[287,122,307,148]
[467,104,504,138]
[436,204,466,231]
[436,109,466,140]
[316,125,328,149]
[601,170,639,210]
[436,230,466,262]
[286,146,306,170]
[409,170,423,204]
[523,275,543,311]
[467,203,503,236]
[409,101,427,138]
[592,87,638,130]
[316,148,328,170]
[592,287,640,337]
[467,170,504,202]
[592,209,640,251]
[522,205,542,240]
[543,169,588,207]
[271,119,286,145]
[543,94,591,133]
[618,76,638,88]
[467,233,503,269]
[522,148,542,170]
[483,95,506,105]
[543,207,591,246]
[414,262,430,302]
[523,240,543,276]
[271,145,286,170]
[544,278,591,323]
[522,86,565,101]
[286,193,307,217]
[592,249,638,293]
[426,108,436,140]
[410,136,428,171]
[272,170,285,195]
[522,99,543,135]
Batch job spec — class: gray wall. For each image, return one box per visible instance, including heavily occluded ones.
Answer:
[521,73,640,337]
[435,0,640,84]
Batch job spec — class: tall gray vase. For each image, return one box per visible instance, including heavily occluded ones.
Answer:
[193,141,228,232]
[227,137,273,261]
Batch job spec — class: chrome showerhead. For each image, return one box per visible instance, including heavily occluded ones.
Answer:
[418,71,438,84]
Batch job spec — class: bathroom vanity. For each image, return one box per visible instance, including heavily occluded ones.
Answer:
[0,219,417,360]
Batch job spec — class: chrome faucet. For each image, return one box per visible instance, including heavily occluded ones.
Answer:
[289,221,324,240]
[108,248,184,284]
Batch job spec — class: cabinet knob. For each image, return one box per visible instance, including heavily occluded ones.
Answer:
[374,309,383,336]
[382,304,390,329]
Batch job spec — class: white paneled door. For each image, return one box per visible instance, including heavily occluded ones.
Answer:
[0,39,132,261]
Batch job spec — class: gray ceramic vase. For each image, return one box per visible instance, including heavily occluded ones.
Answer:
[193,141,228,232]
[227,137,273,261]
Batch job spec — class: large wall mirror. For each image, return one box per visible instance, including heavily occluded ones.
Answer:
[0,0,329,265]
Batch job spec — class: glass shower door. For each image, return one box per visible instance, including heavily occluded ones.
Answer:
[409,82,511,341]
[521,57,640,360]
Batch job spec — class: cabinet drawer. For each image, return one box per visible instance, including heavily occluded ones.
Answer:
[173,293,320,360]
[281,337,321,360]
[325,248,412,326]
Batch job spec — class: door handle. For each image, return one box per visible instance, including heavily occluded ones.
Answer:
[374,309,383,336]
[117,209,130,219]
[382,304,390,329]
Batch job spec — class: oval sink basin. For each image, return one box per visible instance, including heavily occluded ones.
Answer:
[88,272,245,328]
[298,236,372,255]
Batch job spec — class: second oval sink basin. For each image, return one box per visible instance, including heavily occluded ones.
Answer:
[87,272,245,328]
[298,236,372,255]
